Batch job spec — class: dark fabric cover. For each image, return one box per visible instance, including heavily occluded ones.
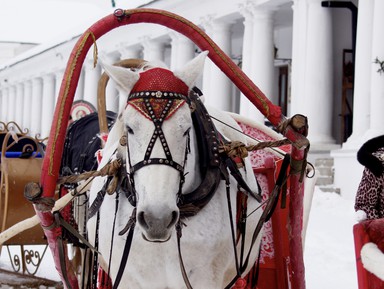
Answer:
[0,133,38,153]
[60,111,116,176]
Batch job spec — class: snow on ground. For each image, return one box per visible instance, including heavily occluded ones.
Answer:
[304,188,358,289]
[0,187,359,288]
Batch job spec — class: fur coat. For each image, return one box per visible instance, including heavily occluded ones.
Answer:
[355,135,384,220]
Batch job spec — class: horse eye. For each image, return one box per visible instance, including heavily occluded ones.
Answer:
[126,126,134,134]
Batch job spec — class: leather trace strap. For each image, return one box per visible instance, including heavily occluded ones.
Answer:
[223,143,263,203]
[112,208,136,289]
[88,177,111,219]
[176,221,193,289]
[225,153,292,288]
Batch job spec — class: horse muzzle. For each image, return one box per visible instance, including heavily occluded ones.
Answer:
[137,209,179,242]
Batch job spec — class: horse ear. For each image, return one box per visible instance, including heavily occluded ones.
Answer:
[101,62,139,93]
[174,51,208,88]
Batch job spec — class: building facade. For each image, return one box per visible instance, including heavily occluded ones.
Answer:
[1,0,382,198]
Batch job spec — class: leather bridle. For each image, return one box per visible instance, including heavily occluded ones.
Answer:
[124,90,191,208]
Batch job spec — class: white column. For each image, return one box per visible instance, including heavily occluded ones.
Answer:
[0,92,2,121]
[201,18,233,111]
[83,59,101,110]
[331,0,377,199]
[8,86,16,122]
[31,78,43,137]
[239,2,256,119]
[15,83,24,128]
[0,88,8,122]
[169,32,180,71]
[74,69,85,101]
[178,37,195,67]
[300,0,335,144]
[54,70,64,106]
[169,32,196,70]
[367,0,384,137]
[344,0,374,147]
[291,0,307,116]
[141,37,166,63]
[103,54,120,113]
[41,75,56,138]
[118,46,142,111]
[200,16,214,100]
[249,8,275,123]
[119,45,141,60]
[22,81,32,132]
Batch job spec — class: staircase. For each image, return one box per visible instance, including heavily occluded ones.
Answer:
[314,158,340,193]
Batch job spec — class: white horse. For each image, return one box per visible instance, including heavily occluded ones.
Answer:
[87,52,264,289]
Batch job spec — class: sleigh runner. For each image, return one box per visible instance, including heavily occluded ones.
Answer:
[3,8,311,289]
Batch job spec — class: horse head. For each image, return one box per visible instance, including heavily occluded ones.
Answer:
[102,52,208,242]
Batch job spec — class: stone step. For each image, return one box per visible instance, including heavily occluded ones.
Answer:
[316,175,334,186]
[314,157,334,186]
[318,186,341,194]
[315,157,334,167]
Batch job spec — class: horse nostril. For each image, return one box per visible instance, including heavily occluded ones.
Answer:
[137,211,149,229]
[167,210,179,229]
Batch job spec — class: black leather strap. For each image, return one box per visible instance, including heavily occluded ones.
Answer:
[225,156,262,203]
[240,154,290,272]
[224,154,291,288]
[88,177,111,219]
[176,222,193,289]
[113,209,136,289]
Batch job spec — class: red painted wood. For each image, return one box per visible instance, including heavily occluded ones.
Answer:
[288,147,306,289]
[34,210,79,289]
[353,222,384,289]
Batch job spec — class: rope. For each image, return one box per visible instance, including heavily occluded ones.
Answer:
[90,32,98,68]
[219,139,291,159]
[209,115,286,157]
[216,113,311,181]
[57,159,122,194]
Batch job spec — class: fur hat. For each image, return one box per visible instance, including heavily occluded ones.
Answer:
[357,135,384,177]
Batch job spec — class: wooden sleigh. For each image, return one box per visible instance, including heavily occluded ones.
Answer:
[19,8,311,289]
[0,122,48,275]
[0,123,46,246]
